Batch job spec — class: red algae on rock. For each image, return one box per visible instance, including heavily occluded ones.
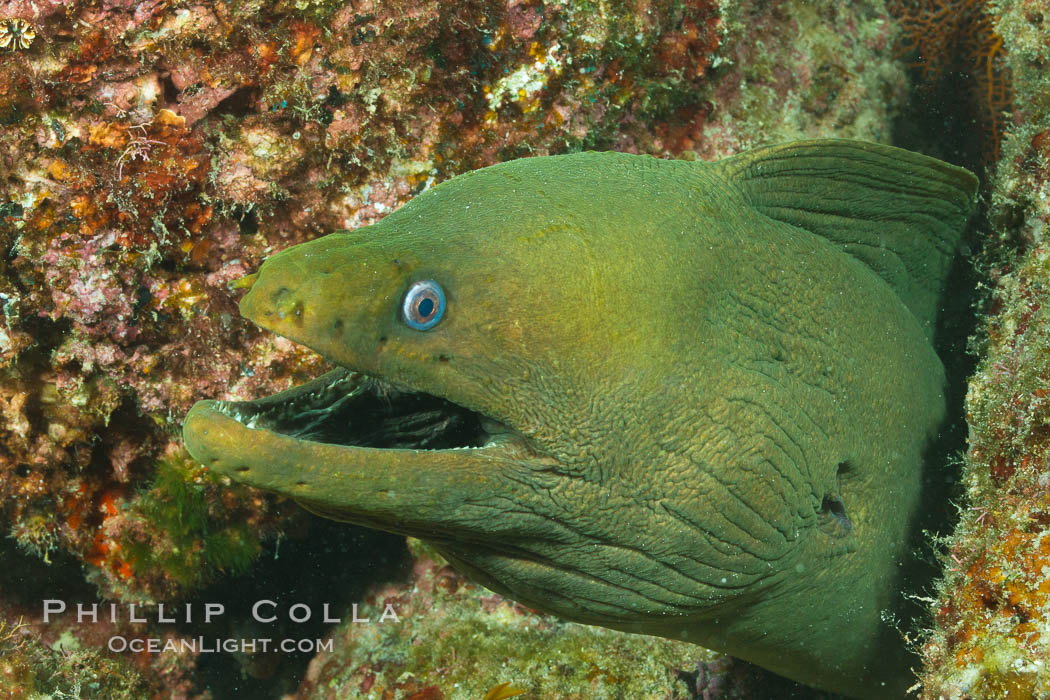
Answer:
[918,1,1050,696]
[920,252,1050,697]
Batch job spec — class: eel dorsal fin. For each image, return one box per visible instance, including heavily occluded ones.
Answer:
[717,139,978,334]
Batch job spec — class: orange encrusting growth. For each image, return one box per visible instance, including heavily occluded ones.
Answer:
[63,484,136,580]
[921,244,1050,697]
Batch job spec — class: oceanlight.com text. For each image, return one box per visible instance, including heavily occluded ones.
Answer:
[107,636,336,654]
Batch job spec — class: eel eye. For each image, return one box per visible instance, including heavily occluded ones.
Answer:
[402,280,446,330]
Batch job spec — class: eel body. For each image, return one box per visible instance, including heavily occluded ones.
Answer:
[183,140,976,698]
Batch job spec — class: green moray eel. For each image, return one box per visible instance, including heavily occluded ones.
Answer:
[183,140,976,698]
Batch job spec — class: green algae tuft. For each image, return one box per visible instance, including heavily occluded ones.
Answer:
[116,451,263,597]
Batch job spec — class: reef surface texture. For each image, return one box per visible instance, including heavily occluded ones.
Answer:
[917,1,1050,697]
[0,0,1032,697]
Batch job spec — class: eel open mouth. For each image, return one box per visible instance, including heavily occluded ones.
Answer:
[183,363,535,522]
[208,367,503,452]
[183,260,542,524]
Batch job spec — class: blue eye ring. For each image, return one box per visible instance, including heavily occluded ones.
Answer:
[402,279,446,330]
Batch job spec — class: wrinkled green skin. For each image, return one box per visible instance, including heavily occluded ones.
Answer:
[185,143,976,698]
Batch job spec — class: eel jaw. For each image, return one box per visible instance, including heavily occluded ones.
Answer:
[183,368,536,531]
[200,367,510,452]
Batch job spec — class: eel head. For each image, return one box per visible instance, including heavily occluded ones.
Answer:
[183,155,748,627]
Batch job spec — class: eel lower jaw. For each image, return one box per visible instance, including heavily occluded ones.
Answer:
[183,368,537,516]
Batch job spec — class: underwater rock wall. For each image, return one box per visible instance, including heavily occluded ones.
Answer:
[0,0,946,696]
[919,1,1050,697]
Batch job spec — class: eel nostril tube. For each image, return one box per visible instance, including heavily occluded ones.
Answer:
[229,272,258,291]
